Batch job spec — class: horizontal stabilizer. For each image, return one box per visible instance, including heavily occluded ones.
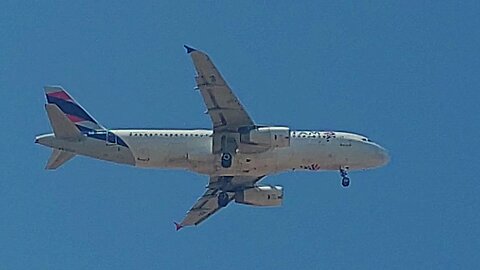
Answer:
[46,149,75,170]
[45,104,82,139]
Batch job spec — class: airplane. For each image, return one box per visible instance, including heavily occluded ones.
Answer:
[35,45,390,230]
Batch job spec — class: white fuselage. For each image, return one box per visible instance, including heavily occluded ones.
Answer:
[36,129,389,177]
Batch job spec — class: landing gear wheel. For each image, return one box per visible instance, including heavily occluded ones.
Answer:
[221,153,233,168]
[341,177,350,187]
[217,192,229,207]
[339,167,350,188]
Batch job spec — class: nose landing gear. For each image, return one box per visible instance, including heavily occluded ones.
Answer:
[340,167,350,188]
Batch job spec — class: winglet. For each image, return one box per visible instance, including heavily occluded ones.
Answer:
[174,222,184,231]
[184,45,197,54]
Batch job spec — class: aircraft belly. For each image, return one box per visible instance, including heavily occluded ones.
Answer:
[89,134,379,173]
[286,139,376,171]
[125,137,213,171]
[129,139,185,168]
[286,140,341,171]
[210,143,333,175]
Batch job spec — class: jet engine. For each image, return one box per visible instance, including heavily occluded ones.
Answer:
[240,126,290,148]
[235,185,283,206]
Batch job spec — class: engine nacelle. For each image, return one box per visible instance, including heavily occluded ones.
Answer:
[235,185,283,206]
[240,126,290,148]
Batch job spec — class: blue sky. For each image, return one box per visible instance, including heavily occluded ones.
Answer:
[2,1,480,269]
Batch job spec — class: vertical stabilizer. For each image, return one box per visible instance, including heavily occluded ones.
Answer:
[44,86,105,132]
[45,104,82,139]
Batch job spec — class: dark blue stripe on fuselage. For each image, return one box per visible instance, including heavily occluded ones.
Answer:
[85,131,129,148]
[76,125,95,133]
[46,96,96,123]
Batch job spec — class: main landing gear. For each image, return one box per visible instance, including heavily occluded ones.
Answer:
[217,192,230,207]
[221,152,233,168]
[340,167,350,188]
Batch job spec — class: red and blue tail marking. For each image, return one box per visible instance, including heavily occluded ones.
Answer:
[44,86,105,132]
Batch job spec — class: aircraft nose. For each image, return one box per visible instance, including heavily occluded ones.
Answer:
[375,145,390,166]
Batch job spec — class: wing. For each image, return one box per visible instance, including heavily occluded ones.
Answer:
[175,175,264,230]
[185,45,254,133]
[175,188,234,230]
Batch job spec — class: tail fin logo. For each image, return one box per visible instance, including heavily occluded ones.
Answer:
[44,86,105,132]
